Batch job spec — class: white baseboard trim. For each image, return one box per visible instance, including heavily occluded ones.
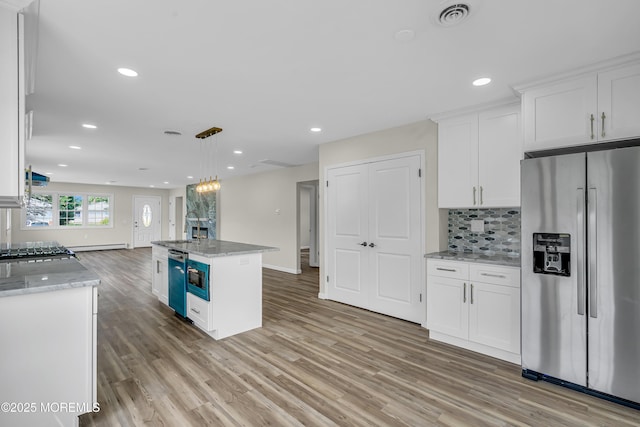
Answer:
[262,264,301,275]
[68,243,128,252]
[317,292,328,299]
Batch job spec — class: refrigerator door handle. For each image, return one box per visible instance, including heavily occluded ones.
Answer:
[577,188,586,316]
[588,188,598,318]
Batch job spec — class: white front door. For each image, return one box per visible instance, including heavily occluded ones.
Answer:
[133,196,161,248]
[326,154,423,323]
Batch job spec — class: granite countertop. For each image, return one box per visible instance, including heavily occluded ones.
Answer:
[151,239,278,258]
[425,251,521,268]
[0,257,100,298]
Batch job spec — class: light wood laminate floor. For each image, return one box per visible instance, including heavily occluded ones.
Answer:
[78,248,639,426]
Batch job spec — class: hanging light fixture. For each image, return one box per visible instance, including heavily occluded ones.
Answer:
[195,126,223,193]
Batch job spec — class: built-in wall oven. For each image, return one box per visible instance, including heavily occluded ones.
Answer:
[186,259,209,301]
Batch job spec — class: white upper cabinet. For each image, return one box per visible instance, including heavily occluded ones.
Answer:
[437,114,478,208]
[0,5,26,208]
[522,75,597,151]
[519,59,640,152]
[598,63,640,142]
[437,103,521,209]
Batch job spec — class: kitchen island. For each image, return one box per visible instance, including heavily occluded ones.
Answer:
[0,255,99,427]
[151,239,277,340]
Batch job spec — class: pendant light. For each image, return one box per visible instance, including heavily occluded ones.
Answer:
[195,126,222,193]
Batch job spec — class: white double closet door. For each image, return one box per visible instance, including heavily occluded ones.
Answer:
[326,154,423,323]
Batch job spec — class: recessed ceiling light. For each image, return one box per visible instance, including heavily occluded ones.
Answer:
[82,123,97,129]
[58,164,68,167]
[394,29,415,42]
[163,181,169,184]
[227,166,235,170]
[187,175,194,179]
[69,145,81,150]
[310,127,322,133]
[472,77,492,86]
[149,185,155,188]
[233,150,243,155]
[45,172,53,175]
[117,67,138,77]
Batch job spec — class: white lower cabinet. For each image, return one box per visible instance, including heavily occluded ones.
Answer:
[187,292,213,331]
[151,246,168,305]
[427,259,521,364]
[0,286,97,427]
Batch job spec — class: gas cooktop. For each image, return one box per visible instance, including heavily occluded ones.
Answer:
[0,244,76,263]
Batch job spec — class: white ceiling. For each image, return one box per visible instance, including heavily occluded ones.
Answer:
[26,0,640,189]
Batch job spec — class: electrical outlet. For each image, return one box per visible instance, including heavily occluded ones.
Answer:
[470,219,484,232]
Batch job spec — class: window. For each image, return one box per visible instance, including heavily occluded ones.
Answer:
[25,194,53,227]
[59,195,83,226]
[23,192,113,229]
[87,196,110,226]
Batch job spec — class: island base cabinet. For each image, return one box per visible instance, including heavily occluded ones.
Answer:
[426,259,521,364]
[151,245,168,306]
[0,286,97,427]
[187,252,263,340]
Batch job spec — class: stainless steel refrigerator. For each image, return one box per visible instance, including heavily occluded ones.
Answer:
[521,145,640,408]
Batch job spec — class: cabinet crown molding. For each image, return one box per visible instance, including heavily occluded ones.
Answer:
[429,98,519,123]
[513,51,640,93]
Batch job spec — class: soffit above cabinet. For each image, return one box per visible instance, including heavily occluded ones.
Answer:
[429,97,520,123]
[0,0,33,11]
[513,51,640,93]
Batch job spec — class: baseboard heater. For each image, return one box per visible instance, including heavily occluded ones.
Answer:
[67,243,128,252]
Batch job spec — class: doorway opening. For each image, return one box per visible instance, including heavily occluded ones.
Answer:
[297,180,319,274]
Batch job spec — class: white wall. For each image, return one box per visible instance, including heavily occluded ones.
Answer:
[11,182,170,248]
[318,119,447,295]
[219,163,319,273]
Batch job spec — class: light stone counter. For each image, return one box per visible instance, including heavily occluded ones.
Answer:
[0,258,100,298]
[151,239,278,257]
[425,250,521,268]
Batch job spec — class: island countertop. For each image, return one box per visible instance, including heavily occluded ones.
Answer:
[0,257,100,298]
[151,239,278,258]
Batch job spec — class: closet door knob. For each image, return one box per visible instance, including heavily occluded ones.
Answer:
[369,243,376,248]
[359,241,367,246]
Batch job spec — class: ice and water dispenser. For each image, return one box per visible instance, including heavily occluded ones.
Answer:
[533,233,571,276]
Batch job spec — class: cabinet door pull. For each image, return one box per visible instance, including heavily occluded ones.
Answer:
[470,284,474,304]
[463,282,467,303]
[480,272,505,279]
[190,307,201,314]
[601,112,606,138]
[479,186,483,205]
[473,186,477,205]
[156,260,160,274]
[436,267,456,272]
[590,114,595,139]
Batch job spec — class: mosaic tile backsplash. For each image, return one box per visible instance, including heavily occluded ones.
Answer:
[448,208,520,256]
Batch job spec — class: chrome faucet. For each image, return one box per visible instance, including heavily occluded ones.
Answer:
[184,210,201,240]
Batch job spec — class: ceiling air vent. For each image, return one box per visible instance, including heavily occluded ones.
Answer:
[163,130,182,136]
[438,3,471,27]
